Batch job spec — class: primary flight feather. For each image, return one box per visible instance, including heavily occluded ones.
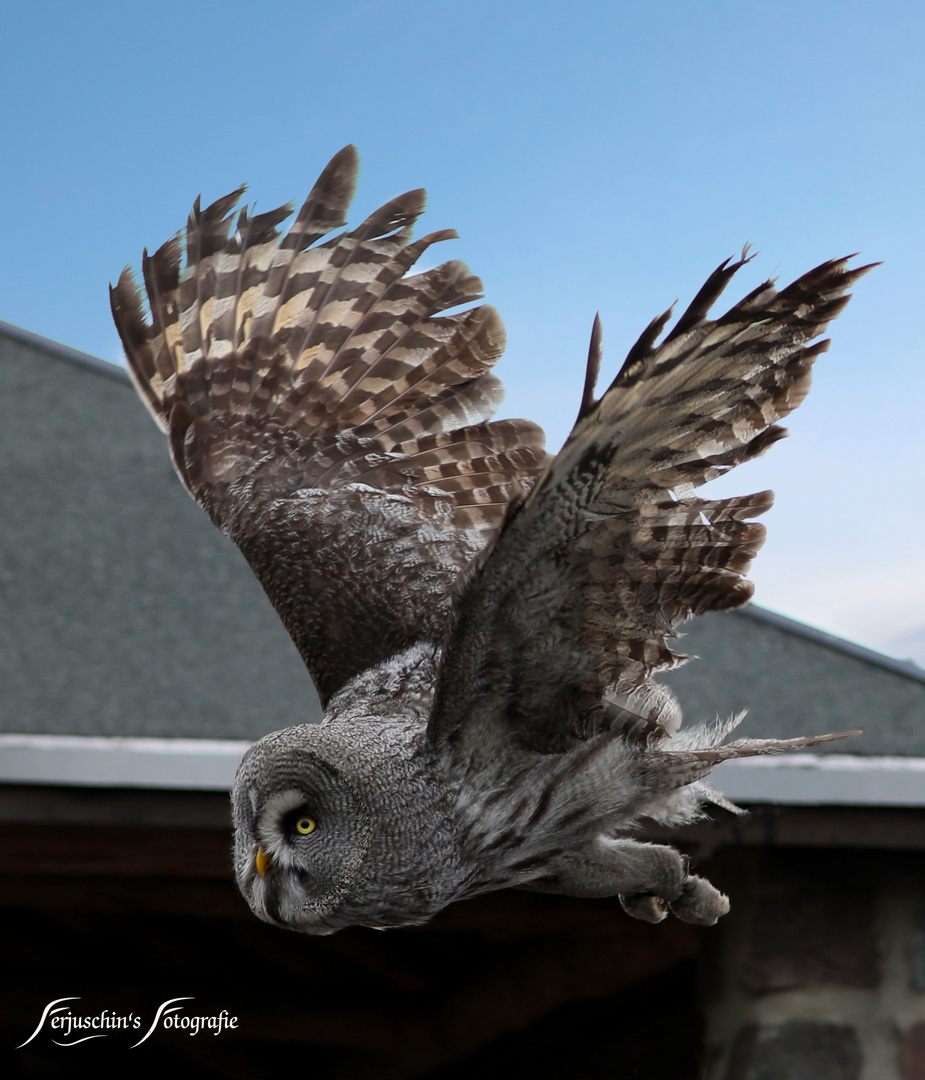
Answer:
[111,146,867,933]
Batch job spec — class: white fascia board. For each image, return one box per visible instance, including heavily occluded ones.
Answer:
[0,735,252,791]
[712,753,925,807]
[3,737,925,805]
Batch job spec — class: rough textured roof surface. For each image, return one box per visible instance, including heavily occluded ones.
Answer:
[662,608,925,756]
[1,321,318,740]
[2,322,923,753]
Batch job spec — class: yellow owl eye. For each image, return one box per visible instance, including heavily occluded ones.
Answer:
[294,816,316,835]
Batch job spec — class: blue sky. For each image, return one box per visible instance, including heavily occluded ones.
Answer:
[2,0,923,661]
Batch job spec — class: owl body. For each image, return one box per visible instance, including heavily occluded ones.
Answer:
[112,146,868,934]
[233,644,759,932]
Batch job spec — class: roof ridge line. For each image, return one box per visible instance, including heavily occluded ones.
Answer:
[0,319,129,384]
[741,604,925,685]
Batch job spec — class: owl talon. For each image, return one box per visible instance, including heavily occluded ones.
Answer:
[668,874,730,925]
[619,892,669,923]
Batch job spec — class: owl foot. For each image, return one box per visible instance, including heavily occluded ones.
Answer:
[667,873,729,925]
[617,852,729,925]
[619,892,669,923]
[523,838,730,925]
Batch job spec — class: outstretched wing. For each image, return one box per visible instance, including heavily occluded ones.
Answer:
[111,146,548,705]
[431,252,874,761]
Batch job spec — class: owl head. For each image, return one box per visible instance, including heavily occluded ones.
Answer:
[231,721,466,933]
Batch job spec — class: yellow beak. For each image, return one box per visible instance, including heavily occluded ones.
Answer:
[255,846,271,877]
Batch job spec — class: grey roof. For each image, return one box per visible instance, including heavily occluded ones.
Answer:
[662,607,925,757]
[1,320,318,741]
[2,321,924,758]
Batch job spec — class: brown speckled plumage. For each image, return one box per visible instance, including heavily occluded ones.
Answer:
[112,147,869,934]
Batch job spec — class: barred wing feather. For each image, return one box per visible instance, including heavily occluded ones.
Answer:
[110,146,549,704]
[431,252,874,761]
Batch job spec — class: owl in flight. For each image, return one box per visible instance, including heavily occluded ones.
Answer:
[111,146,866,934]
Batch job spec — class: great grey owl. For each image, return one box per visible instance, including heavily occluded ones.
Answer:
[111,146,866,935]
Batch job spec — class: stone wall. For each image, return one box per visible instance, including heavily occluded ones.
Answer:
[700,848,925,1080]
